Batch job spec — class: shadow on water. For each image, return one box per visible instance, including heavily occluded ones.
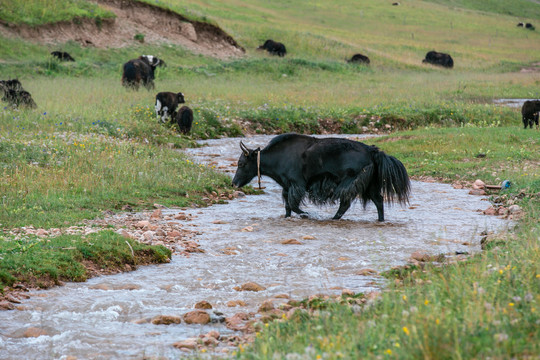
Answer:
[0,134,511,360]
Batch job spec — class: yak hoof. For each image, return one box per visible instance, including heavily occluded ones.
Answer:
[299,213,309,219]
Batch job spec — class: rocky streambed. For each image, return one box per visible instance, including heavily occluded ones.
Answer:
[0,134,511,360]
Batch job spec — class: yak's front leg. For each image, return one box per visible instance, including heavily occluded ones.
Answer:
[282,188,292,217]
[285,186,308,218]
[333,197,352,220]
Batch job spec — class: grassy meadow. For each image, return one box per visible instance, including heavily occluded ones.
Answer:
[0,0,539,357]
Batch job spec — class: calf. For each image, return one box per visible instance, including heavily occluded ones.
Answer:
[347,53,370,65]
[122,55,163,90]
[422,50,454,68]
[176,106,194,134]
[521,100,540,129]
[155,92,185,123]
[51,51,75,61]
[257,39,287,57]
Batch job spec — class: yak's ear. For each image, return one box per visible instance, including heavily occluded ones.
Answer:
[239,141,250,156]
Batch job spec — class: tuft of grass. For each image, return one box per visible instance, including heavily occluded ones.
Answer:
[0,230,171,291]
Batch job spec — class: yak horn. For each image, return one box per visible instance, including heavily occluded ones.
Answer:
[240,141,250,156]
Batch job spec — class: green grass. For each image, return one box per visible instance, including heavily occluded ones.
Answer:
[237,127,540,359]
[0,0,114,26]
[0,230,171,291]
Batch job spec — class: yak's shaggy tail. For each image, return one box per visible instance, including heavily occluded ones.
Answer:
[372,149,410,205]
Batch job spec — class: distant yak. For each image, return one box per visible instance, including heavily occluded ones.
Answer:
[347,53,370,65]
[521,100,540,129]
[422,50,454,68]
[51,51,75,61]
[0,79,37,108]
[176,106,194,134]
[122,55,164,90]
[257,39,287,57]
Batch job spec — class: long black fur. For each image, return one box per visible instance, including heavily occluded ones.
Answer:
[232,133,410,220]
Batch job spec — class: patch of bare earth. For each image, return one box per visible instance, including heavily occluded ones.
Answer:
[0,0,244,59]
[520,61,540,73]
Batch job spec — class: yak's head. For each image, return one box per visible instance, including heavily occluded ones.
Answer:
[141,55,163,68]
[232,141,260,188]
[177,92,185,104]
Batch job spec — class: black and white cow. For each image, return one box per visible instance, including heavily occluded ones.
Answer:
[155,92,185,123]
[122,55,163,90]
[176,106,194,134]
[51,51,75,61]
[0,79,37,108]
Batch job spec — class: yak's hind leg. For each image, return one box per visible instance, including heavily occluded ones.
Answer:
[369,189,385,221]
[333,198,351,220]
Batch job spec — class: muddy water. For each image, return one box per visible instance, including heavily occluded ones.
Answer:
[0,135,510,360]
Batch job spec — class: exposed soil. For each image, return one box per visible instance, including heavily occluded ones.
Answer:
[0,0,244,58]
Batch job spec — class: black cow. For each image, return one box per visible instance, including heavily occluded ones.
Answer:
[176,106,194,134]
[521,100,540,129]
[122,55,163,90]
[257,39,287,57]
[525,23,535,30]
[0,79,37,108]
[51,51,75,61]
[422,50,454,68]
[155,92,185,123]
[517,22,524,27]
[347,53,370,65]
[232,133,410,221]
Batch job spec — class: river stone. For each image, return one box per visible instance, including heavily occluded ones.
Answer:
[508,205,521,214]
[183,310,211,324]
[234,282,266,292]
[151,315,182,325]
[194,300,213,309]
[168,230,182,238]
[469,189,487,196]
[356,268,378,276]
[226,300,247,307]
[410,250,431,262]
[258,300,274,313]
[281,239,302,245]
[135,220,150,228]
[23,327,49,337]
[0,301,15,310]
[483,207,497,216]
[473,179,485,189]
[172,338,198,350]
[302,235,315,240]
[206,330,220,339]
[150,208,162,220]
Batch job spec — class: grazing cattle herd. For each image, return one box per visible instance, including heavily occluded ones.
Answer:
[1,14,538,134]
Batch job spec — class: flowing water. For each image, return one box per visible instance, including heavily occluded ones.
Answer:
[0,134,510,360]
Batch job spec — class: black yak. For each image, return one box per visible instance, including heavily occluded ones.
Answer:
[122,55,163,90]
[0,79,36,108]
[232,133,410,221]
[176,106,194,134]
[525,23,535,30]
[347,53,370,65]
[521,100,540,129]
[422,50,454,68]
[257,39,287,57]
[51,51,75,61]
[155,92,185,123]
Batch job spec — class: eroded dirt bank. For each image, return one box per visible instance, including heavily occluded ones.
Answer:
[0,0,244,58]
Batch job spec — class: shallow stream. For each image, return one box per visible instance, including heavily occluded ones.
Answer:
[0,134,510,360]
